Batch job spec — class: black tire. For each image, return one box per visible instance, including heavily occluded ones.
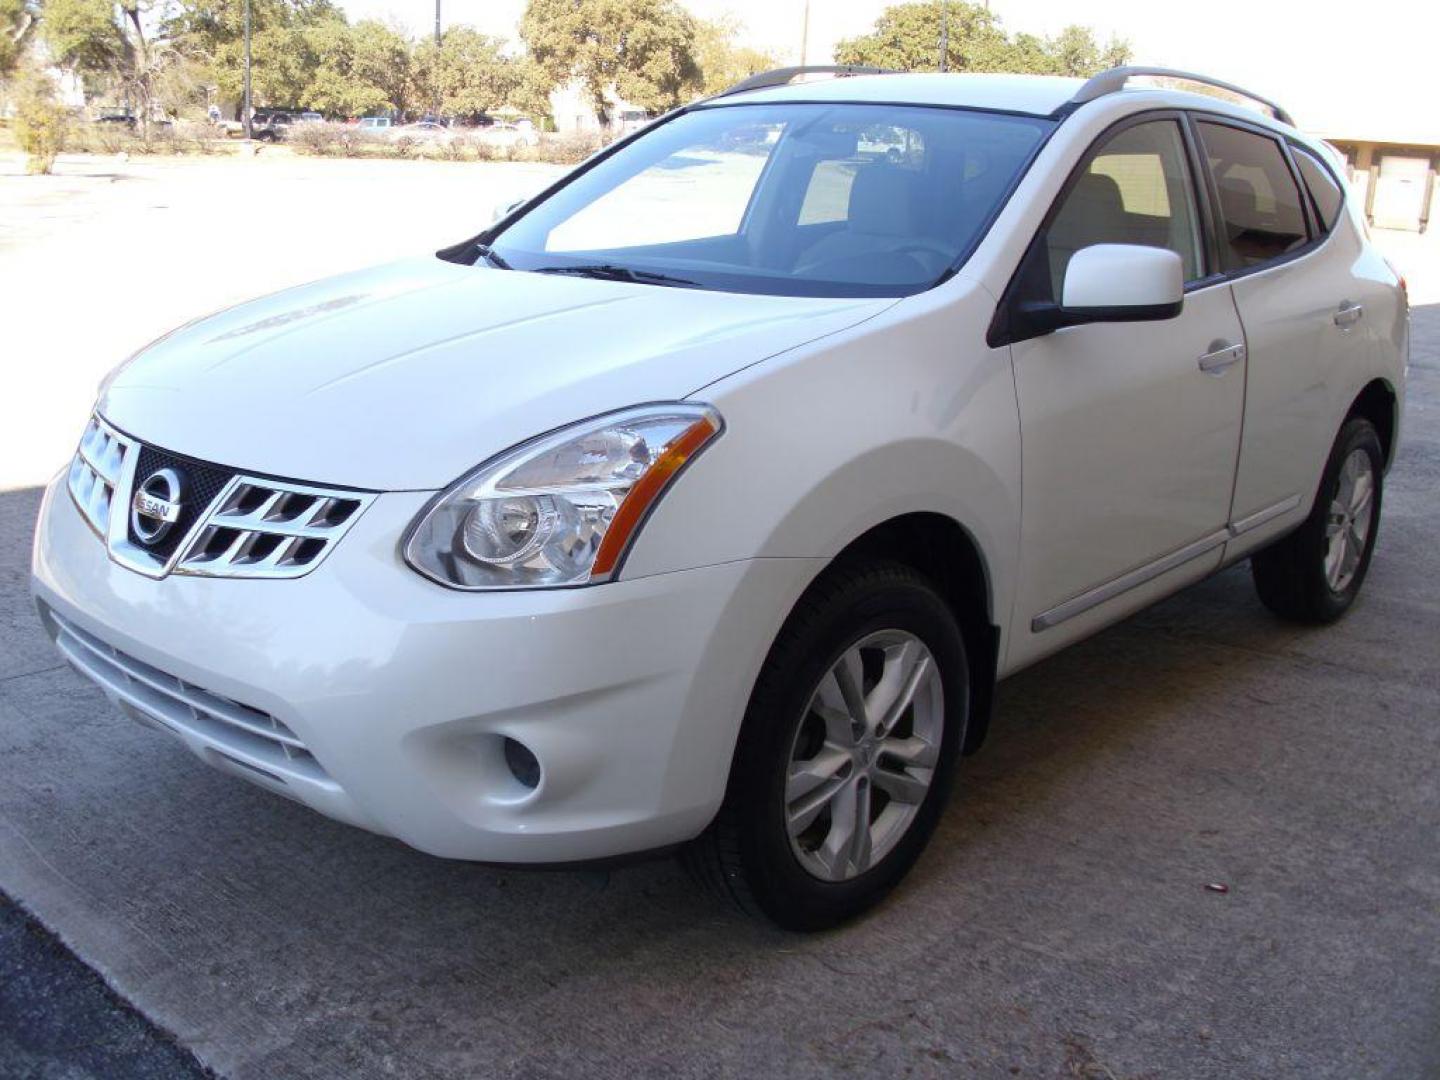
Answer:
[1251,417,1384,624]
[684,561,968,931]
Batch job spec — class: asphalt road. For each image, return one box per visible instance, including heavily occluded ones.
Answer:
[0,892,208,1079]
[0,152,1435,1076]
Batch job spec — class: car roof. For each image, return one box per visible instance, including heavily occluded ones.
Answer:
[706,73,1086,116]
[699,71,1297,135]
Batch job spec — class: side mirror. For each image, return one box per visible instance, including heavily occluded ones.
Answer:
[1061,244,1184,322]
[491,197,527,224]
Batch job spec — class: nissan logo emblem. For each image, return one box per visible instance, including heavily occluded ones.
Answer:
[131,467,184,546]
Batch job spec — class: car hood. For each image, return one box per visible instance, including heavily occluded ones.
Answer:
[100,257,893,490]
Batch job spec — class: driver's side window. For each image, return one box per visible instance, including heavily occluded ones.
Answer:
[1045,120,1204,297]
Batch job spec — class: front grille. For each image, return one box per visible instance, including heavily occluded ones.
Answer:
[65,413,375,580]
[68,416,133,537]
[49,610,329,784]
[175,477,368,579]
[128,444,236,561]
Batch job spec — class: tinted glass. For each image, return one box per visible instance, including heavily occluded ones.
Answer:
[490,103,1053,298]
[1293,146,1345,233]
[1044,119,1203,295]
[1198,122,1309,270]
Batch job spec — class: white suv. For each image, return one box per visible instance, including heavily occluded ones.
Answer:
[32,67,1408,929]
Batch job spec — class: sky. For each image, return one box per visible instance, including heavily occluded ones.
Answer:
[336,0,1437,140]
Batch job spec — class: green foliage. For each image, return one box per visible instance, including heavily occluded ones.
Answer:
[411,27,516,118]
[40,0,129,74]
[2,0,39,78]
[520,0,701,120]
[835,2,1130,77]
[304,18,409,116]
[693,16,779,96]
[164,0,348,109]
[12,67,68,173]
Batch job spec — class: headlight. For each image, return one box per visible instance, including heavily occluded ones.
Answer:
[403,404,723,590]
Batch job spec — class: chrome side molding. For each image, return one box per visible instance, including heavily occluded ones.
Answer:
[1031,494,1302,632]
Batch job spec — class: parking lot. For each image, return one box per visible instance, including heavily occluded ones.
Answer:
[1,152,1437,1078]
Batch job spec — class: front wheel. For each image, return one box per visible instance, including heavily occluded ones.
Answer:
[685,561,968,930]
[1251,417,1384,623]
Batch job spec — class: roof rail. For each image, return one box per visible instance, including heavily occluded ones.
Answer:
[1069,66,1294,127]
[714,65,888,99]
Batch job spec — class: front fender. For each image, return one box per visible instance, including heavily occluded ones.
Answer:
[624,284,1022,647]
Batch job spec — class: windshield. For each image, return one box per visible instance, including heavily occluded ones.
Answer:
[487,103,1054,298]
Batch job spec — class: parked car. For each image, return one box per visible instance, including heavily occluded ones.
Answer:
[249,110,291,141]
[614,107,650,136]
[391,120,451,142]
[475,121,539,150]
[92,110,173,131]
[34,67,1407,930]
[356,116,393,132]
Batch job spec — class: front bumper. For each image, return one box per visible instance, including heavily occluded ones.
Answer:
[31,474,822,863]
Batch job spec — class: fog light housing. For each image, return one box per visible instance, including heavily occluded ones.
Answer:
[503,737,541,790]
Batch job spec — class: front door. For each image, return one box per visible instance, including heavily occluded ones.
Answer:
[1006,116,1247,667]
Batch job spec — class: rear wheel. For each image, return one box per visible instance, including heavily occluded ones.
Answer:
[1251,417,1383,623]
[685,561,968,930]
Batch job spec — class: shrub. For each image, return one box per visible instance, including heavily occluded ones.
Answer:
[176,121,222,155]
[528,131,606,166]
[285,120,345,156]
[12,72,68,175]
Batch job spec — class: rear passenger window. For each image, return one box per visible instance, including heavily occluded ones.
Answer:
[1293,146,1345,233]
[1197,122,1309,271]
[1044,120,1203,296]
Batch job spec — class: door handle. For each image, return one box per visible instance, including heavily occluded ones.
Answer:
[1198,342,1245,375]
[1334,302,1364,328]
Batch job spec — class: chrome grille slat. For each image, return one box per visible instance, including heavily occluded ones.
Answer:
[172,477,372,579]
[65,413,374,580]
[51,611,329,783]
[67,416,134,538]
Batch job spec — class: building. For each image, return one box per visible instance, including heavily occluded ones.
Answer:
[1316,124,1439,233]
[547,79,648,136]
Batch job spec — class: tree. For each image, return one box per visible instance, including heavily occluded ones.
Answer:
[164,0,347,113]
[411,26,514,118]
[692,16,778,96]
[1040,25,1131,77]
[302,19,394,117]
[834,2,1010,73]
[12,65,67,172]
[520,0,701,122]
[834,2,1129,77]
[41,0,177,134]
[2,0,40,78]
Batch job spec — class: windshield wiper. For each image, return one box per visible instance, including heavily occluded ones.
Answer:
[473,243,512,270]
[533,264,700,288]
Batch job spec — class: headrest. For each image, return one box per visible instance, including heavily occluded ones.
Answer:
[1070,172,1126,220]
[847,165,918,237]
[1218,174,1259,222]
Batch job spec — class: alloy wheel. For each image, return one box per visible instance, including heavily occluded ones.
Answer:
[784,630,945,882]
[1325,447,1376,592]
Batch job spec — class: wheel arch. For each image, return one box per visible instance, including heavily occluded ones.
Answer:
[1346,377,1399,471]
[828,511,1001,755]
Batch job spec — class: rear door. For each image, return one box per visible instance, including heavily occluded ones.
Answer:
[1194,119,1370,549]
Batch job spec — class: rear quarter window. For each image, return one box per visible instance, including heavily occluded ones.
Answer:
[1293,146,1346,233]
